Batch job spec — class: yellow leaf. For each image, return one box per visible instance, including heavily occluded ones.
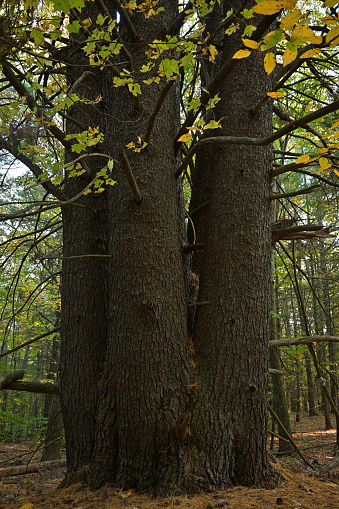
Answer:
[304,103,312,113]
[283,48,297,67]
[177,133,192,143]
[316,148,329,153]
[301,26,323,44]
[264,52,276,75]
[334,169,339,176]
[324,0,338,6]
[279,10,303,29]
[330,119,339,130]
[232,49,251,59]
[83,189,92,195]
[320,16,338,25]
[296,154,311,164]
[282,0,297,7]
[267,91,284,98]
[19,505,34,509]
[300,48,321,58]
[242,38,259,49]
[319,157,331,170]
[326,26,339,44]
[252,1,282,15]
[252,0,296,15]
[94,187,105,193]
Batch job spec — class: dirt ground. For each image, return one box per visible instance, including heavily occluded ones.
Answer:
[0,415,338,509]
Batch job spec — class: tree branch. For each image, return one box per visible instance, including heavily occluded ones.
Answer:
[176,98,339,177]
[0,328,60,359]
[270,184,320,200]
[270,335,339,348]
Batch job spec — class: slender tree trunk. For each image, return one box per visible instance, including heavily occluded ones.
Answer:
[59,3,109,476]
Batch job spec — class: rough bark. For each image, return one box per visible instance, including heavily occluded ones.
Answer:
[190,1,274,487]
[87,3,190,491]
[59,2,109,475]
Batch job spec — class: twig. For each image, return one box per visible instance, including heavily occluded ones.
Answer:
[270,335,339,348]
[144,80,176,144]
[0,328,60,359]
[188,301,210,308]
[120,151,143,204]
[184,243,205,253]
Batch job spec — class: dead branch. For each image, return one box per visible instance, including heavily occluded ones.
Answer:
[0,459,66,478]
[270,185,320,200]
[0,328,60,359]
[0,370,25,389]
[270,335,339,348]
[2,380,59,395]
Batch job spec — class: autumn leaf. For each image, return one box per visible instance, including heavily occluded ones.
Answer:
[324,0,338,7]
[242,38,259,49]
[319,157,331,170]
[300,49,321,59]
[252,0,297,16]
[267,91,284,98]
[177,133,192,143]
[18,504,34,509]
[296,154,311,164]
[232,49,251,59]
[264,53,276,75]
[326,26,339,45]
[279,10,303,29]
[283,48,297,67]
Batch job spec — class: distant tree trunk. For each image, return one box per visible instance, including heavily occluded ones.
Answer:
[319,242,333,429]
[269,255,292,453]
[304,352,318,416]
[43,333,59,419]
[41,395,62,462]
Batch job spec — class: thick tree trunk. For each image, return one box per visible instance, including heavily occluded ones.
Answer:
[87,3,190,491]
[190,1,273,486]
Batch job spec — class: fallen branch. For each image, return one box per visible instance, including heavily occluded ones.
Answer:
[1,380,59,395]
[0,459,66,478]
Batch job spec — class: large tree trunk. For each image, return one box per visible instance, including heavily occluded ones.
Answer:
[190,0,273,486]
[86,3,190,491]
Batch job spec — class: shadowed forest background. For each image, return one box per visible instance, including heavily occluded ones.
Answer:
[1,0,339,506]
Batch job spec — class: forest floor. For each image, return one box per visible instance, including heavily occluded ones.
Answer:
[0,415,339,509]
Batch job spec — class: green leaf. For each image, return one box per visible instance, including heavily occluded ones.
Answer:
[31,28,44,46]
[159,58,179,78]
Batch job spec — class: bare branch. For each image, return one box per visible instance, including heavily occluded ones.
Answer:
[2,380,60,395]
[270,185,320,200]
[120,150,143,204]
[270,335,339,348]
[0,328,60,359]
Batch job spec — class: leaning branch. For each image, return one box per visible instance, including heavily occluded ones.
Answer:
[268,403,314,469]
[174,10,283,154]
[0,328,60,359]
